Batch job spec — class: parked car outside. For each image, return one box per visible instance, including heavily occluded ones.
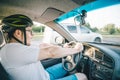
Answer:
[43,24,103,44]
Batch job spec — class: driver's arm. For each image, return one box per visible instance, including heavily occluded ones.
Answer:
[37,42,83,60]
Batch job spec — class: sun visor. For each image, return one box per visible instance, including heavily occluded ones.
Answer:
[39,7,64,23]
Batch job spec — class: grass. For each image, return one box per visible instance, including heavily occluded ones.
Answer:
[102,34,120,38]
[32,32,120,40]
[98,31,120,38]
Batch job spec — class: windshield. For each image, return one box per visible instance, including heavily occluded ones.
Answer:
[1,0,119,46]
[57,1,120,44]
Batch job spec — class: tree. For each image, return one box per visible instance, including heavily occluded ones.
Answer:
[103,24,116,34]
[32,26,45,33]
[84,23,100,32]
[92,27,99,32]
[84,23,91,29]
[116,27,120,33]
[109,26,115,34]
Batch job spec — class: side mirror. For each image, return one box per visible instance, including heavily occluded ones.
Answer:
[55,36,65,44]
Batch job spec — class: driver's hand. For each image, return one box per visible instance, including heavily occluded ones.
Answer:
[63,41,83,52]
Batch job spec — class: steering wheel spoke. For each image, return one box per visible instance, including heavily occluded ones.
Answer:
[62,42,83,72]
[62,52,82,72]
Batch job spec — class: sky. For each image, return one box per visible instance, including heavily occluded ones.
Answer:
[60,4,120,29]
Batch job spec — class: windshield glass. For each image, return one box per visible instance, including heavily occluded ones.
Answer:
[57,1,120,44]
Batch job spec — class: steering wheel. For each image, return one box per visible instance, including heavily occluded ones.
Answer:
[62,42,83,72]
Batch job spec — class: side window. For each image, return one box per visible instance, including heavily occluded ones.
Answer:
[67,26,77,33]
[80,27,90,33]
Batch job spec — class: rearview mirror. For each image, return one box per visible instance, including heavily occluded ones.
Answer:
[74,10,87,25]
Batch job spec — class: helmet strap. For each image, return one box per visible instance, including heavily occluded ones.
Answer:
[23,28,27,45]
[12,28,27,45]
[12,35,23,44]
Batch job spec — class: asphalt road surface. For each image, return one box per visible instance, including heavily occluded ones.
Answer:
[31,36,120,47]
[103,37,120,44]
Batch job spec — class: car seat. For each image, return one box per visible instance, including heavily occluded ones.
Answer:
[0,31,10,80]
[0,62,11,80]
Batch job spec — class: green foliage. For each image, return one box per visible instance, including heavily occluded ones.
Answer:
[84,23,91,29]
[109,27,115,34]
[116,27,120,33]
[92,27,99,32]
[103,24,116,34]
[32,26,45,33]
[84,23,99,32]
[84,22,120,35]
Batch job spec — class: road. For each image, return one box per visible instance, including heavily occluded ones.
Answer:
[31,36,120,47]
[103,37,120,44]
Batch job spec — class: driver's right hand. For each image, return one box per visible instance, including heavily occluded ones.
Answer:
[63,41,83,52]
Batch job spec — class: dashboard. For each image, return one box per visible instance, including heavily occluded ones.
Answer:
[81,43,120,80]
[84,46,114,68]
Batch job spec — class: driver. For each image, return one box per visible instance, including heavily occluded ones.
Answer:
[0,14,87,80]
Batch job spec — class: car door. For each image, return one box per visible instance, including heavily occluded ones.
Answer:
[79,26,93,42]
[65,25,79,40]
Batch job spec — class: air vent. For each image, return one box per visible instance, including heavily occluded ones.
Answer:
[104,55,113,63]
[103,55,114,68]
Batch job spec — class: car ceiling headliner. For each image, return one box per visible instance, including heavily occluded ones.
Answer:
[0,0,94,24]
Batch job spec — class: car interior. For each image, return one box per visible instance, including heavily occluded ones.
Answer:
[0,0,120,80]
